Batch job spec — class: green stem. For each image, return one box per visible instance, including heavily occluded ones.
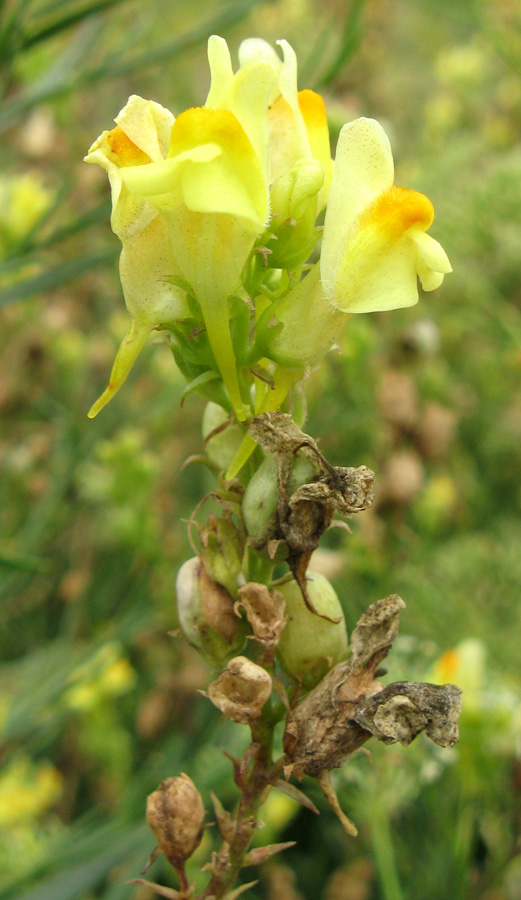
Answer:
[244,545,275,585]
[200,294,246,422]
[371,814,403,900]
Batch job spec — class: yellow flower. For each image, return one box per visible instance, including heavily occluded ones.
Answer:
[321,117,452,313]
[118,104,268,419]
[215,38,332,267]
[264,117,451,367]
[0,757,62,826]
[206,36,332,209]
[86,74,270,420]
[85,95,192,417]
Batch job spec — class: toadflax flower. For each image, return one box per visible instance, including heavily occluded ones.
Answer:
[86,90,268,419]
[320,116,452,312]
[263,117,452,368]
[85,36,333,420]
[85,96,192,418]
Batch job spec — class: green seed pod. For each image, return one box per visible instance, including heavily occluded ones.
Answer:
[242,451,318,548]
[176,557,246,666]
[276,572,348,690]
[202,402,245,471]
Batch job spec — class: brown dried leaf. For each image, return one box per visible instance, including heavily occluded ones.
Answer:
[353,682,462,748]
[317,771,358,837]
[349,595,405,673]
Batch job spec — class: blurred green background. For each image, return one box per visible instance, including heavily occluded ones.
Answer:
[1,1,521,898]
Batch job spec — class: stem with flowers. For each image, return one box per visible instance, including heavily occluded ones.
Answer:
[86,34,460,900]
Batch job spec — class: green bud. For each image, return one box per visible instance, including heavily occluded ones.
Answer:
[200,514,244,596]
[276,572,348,690]
[266,159,324,269]
[202,401,245,471]
[176,557,247,666]
[242,451,318,548]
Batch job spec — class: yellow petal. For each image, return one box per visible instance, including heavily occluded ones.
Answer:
[298,89,332,211]
[113,95,174,162]
[321,117,394,291]
[119,215,190,324]
[332,231,420,313]
[360,185,434,237]
[206,37,278,174]
[411,228,452,292]
[206,35,234,108]
[119,143,222,196]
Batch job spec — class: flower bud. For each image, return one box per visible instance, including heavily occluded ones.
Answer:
[199,514,244,597]
[176,558,246,666]
[242,450,318,548]
[202,402,245,472]
[208,656,272,724]
[276,572,348,689]
[146,774,205,866]
[266,158,324,268]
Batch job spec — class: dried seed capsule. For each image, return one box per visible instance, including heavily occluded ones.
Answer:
[146,774,205,866]
[276,572,348,690]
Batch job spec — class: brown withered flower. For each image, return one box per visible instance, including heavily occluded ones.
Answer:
[283,595,462,835]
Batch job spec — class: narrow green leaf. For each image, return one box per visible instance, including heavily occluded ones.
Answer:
[0,247,117,306]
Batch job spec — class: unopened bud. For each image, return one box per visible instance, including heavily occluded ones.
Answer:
[146,774,205,867]
[208,656,272,724]
[267,159,324,269]
[199,514,244,597]
[176,558,246,666]
[276,573,348,690]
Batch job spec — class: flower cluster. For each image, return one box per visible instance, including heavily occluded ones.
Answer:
[86,35,451,428]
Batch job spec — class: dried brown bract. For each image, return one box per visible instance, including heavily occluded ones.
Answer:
[207,656,272,724]
[235,582,286,653]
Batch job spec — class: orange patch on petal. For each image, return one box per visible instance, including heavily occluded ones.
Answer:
[298,89,327,128]
[362,185,434,238]
[107,126,151,166]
